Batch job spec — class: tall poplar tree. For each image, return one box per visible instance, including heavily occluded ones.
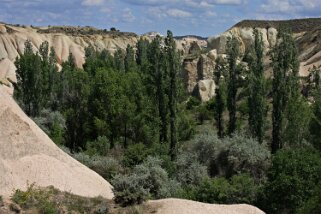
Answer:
[214,57,227,138]
[248,29,267,143]
[226,36,240,135]
[271,27,309,153]
[165,30,180,160]
[149,35,168,143]
[125,44,136,72]
[14,40,43,116]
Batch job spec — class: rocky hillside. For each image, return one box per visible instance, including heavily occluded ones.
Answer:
[183,18,321,101]
[208,18,321,76]
[0,23,205,67]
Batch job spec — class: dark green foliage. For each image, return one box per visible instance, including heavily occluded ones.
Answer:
[177,110,195,141]
[85,136,110,156]
[260,148,321,214]
[114,48,125,72]
[298,183,321,214]
[165,30,180,160]
[186,97,201,110]
[123,143,150,167]
[125,45,136,72]
[248,29,267,143]
[271,27,307,153]
[196,105,212,124]
[136,38,149,72]
[310,92,321,150]
[148,35,168,144]
[33,109,66,145]
[72,152,122,180]
[213,57,227,138]
[191,174,259,204]
[14,40,45,116]
[226,36,240,135]
[61,66,90,152]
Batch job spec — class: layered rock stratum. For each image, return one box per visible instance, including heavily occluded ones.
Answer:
[0,85,114,199]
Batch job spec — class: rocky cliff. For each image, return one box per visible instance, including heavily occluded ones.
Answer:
[183,18,321,101]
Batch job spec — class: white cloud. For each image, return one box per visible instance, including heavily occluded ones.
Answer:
[167,9,192,18]
[82,0,104,6]
[260,0,321,15]
[122,8,136,22]
[208,0,243,5]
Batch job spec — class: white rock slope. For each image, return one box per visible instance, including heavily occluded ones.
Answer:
[0,85,114,199]
[148,198,265,214]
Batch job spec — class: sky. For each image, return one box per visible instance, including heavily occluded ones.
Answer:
[0,0,321,37]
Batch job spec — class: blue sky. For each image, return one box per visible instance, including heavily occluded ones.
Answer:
[0,0,320,36]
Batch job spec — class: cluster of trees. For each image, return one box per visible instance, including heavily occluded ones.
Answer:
[213,28,320,153]
[14,31,185,158]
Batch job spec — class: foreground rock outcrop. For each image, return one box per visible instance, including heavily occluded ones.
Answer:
[148,198,265,214]
[0,85,114,199]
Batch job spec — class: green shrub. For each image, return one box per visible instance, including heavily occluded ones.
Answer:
[191,132,270,179]
[196,105,212,124]
[186,97,201,110]
[33,109,65,145]
[175,153,208,186]
[12,184,57,214]
[298,183,321,214]
[112,173,150,206]
[259,148,321,214]
[191,174,259,204]
[112,156,180,206]
[192,177,230,203]
[73,152,122,179]
[86,136,110,156]
[123,143,150,167]
[221,134,271,179]
[177,111,196,141]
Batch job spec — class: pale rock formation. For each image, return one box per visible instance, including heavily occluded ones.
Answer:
[0,85,114,199]
[196,79,215,102]
[208,27,278,56]
[207,49,217,60]
[0,24,139,68]
[182,53,216,101]
[183,57,200,93]
[148,198,265,214]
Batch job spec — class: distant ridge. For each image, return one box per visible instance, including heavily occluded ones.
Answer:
[234,17,321,33]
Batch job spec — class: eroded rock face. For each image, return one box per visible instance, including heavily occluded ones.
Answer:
[0,85,114,199]
[182,53,216,102]
[0,24,139,69]
[208,27,278,56]
[196,79,216,102]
